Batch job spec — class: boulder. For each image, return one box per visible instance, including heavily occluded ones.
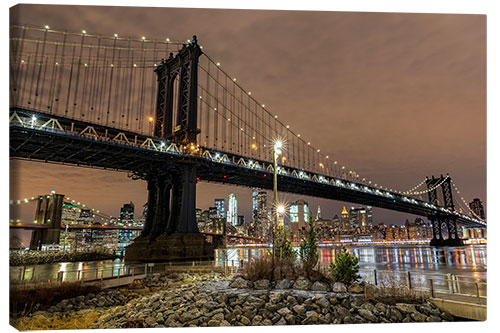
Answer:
[293,277,312,290]
[311,281,329,291]
[230,277,252,289]
[331,282,347,293]
[358,309,377,322]
[253,279,270,290]
[348,283,364,294]
[395,303,418,315]
[275,279,293,289]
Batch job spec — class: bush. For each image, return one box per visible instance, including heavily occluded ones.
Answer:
[273,226,297,260]
[241,256,299,282]
[329,246,360,285]
[299,217,319,276]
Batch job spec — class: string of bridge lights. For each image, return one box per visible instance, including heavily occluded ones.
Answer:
[9,192,113,219]
[14,24,386,190]
[401,179,427,195]
[206,55,389,189]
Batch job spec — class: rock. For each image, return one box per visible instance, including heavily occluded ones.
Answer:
[440,311,454,321]
[360,302,376,312]
[375,302,387,313]
[254,279,270,290]
[348,283,364,294]
[316,297,330,309]
[358,309,377,322]
[230,277,252,289]
[129,279,146,289]
[145,316,157,327]
[411,312,427,322]
[311,281,329,291]
[276,317,287,325]
[331,282,347,293]
[335,305,351,320]
[389,308,404,322]
[240,316,251,325]
[426,315,442,322]
[293,277,312,290]
[275,279,293,289]
[396,303,419,314]
[277,307,292,316]
[262,319,273,325]
[293,304,306,315]
[302,311,320,324]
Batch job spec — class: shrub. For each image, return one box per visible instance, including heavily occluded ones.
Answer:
[329,246,360,285]
[299,217,319,276]
[273,226,297,260]
[241,256,299,282]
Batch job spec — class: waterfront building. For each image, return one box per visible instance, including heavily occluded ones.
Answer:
[237,215,245,227]
[227,193,238,226]
[332,215,341,232]
[289,199,310,240]
[341,206,350,233]
[119,201,134,226]
[469,198,485,219]
[215,199,226,219]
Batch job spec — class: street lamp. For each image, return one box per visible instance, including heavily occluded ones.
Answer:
[273,140,283,228]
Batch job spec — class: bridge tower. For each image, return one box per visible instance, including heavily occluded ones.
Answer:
[426,174,462,246]
[154,36,202,144]
[29,194,64,250]
[125,36,213,262]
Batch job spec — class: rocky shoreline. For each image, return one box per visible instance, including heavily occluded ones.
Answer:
[10,250,118,266]
[14,272,455,329]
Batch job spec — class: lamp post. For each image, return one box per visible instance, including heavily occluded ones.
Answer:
[272,140,282,261]
[273,140,282,228]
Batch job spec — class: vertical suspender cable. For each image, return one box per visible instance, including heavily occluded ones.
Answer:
[106,36,117,126]
[64,44,77,117]
[54,31,68,115]
[71,32,86,119]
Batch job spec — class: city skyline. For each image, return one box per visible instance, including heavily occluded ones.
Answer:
[9,6,486,235]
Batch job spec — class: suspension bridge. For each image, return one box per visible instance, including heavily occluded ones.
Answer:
[9,25,486,261]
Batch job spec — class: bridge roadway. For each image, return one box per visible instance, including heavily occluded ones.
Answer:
[9,108,485,227]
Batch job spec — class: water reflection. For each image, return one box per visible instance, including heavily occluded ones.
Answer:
[10,245,486,283]
[216,244,486,278]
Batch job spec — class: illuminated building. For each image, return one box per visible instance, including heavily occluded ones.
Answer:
[469,198,485,219]
[227,193,238,226]
[215,199,226,219]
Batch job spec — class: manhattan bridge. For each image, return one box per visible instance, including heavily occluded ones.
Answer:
[9,25,486,261]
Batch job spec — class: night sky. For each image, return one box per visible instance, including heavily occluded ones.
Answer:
[9,5,486,244]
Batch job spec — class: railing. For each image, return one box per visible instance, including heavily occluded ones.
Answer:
[11,260,245,285]
[360,269,486,304]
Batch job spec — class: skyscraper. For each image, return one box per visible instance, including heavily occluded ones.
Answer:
[214,199,225,219]
[227,193,238,226]
[289,199,310,235]
[315,205,322,221]
[469,198,485,219]
[119,201,134,225]
[341,206,350,232]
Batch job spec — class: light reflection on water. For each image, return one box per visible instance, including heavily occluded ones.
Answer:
[216,244,487,278]
[10,245,486,283]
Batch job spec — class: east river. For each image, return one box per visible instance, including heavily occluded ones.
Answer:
[10,245,487,287]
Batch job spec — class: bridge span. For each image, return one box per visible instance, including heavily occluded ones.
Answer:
[10,25,486,261]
